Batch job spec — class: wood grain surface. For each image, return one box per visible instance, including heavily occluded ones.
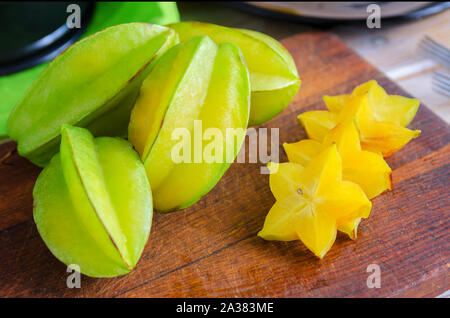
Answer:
[0,31,448,298]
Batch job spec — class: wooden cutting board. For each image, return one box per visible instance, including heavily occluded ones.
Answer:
[0,31,448,298]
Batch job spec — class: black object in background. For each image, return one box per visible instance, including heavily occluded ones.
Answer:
[229,2,450,26]
[0,2,94,76]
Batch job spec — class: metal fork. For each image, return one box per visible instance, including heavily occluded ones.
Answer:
[419,36,450,69]
[419,36,450,96]
[432,70,450,97]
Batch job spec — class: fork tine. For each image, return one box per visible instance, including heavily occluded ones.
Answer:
[434,71,450,81]
[424,40,449,60]
[419,36,450,68]
[432,83,450,97]
[423,36,450,56]
[432,71,450,97]
[419,43,450,65]
[433,72,450,84]
[433,79,450,91]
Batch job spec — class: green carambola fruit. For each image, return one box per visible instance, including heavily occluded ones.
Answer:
[8,23,178,167]
[33,125,152,277]
[168,21,300,126]
[129,36,250,212]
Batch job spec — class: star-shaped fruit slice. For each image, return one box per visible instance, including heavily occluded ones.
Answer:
[297,110,339,142]
[324,80,420,127]
[258,145,372,258]
[284,121,392,200]
[298,93,420,157]
[284,122,391,239]
[342,95,421,156]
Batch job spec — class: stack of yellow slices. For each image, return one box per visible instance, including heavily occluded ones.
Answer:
[258,80,421,258]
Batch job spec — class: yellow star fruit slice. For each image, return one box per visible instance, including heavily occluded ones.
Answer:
[283,140,361,239]
[284,122,391,239]
[285,121,392,200]
[297,110,338,142]
[325,122,392,199]
[323,94,351,113]
[261,162,306,241]
[324,80,420,127]
[298,94,420,157]
[282,139,322,167]
[337,217,362,241]
[294,204,337,260]
[302,145,371,225]
[343,95,421,157]
[258,145,371,258]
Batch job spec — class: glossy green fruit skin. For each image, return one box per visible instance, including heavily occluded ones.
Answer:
[33,125,152,278]
[8,23,178,167]
[168,21,300,126]
[129,35,250,212]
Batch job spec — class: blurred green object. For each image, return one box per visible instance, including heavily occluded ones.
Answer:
[0,2,179,137]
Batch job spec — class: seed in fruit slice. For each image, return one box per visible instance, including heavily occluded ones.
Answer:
[168,21,300,126]
[8,23,178,167]
[258,145,371,258]
[129,35,250,212]
[33,125,152,277]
